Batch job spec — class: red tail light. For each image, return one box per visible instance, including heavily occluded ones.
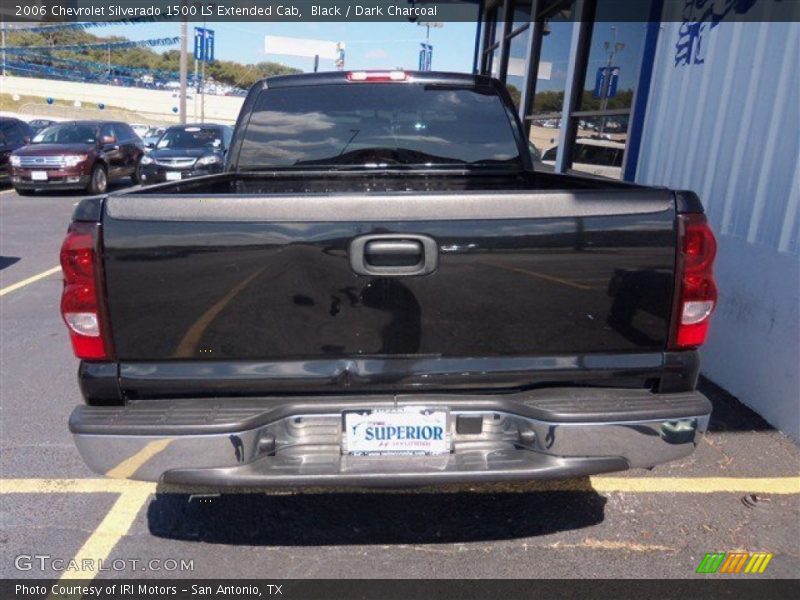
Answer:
[60,222,113,360]
[670,213,718,349]
[346,70,408,82]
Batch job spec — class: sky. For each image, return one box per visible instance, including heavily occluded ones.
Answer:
[506,20,646,95]
[97,21,479,74]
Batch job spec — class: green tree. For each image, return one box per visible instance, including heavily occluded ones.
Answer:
[506,84,522,109]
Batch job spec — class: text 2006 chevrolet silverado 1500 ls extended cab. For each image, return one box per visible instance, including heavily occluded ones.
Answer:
[62,71,717,486]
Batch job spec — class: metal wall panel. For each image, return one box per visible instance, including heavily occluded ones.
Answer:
[638,20,799,254]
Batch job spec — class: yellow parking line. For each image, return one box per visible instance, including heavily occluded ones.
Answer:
[0,265,61,297]
[105,439,173,479]
[589,476,800,494]
[59,485,154,583]
[546,538,674,552]
[0,188,16,195]
[0,478,155,494]
[2,474,796,589]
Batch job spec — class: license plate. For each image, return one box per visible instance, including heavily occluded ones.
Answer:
[165,171,182,181]
[31,170,48,181]
[344,407,449,456]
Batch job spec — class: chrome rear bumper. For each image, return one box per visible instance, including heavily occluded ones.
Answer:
[70,389,711,486]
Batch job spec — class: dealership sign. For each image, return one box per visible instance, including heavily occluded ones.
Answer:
[419,43,433,71]
[593,66,619,98]
[194,27,214,62]
[265,35,343,60]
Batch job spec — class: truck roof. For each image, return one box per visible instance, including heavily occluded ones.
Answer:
[261,70,496,89]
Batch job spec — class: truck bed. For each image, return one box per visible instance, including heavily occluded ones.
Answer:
[123,168,639,196]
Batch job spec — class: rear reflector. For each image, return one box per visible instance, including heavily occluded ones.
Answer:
[681,300,715,325]
[347,70,408,82]
[64,311,100,337]
[59,222,113,360]
[670,213,718,349]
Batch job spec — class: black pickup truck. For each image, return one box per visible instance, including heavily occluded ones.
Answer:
[62,71,718,486]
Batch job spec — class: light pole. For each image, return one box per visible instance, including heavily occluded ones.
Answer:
[200,17,206,123]
[2,17,8,77]
[179,17,188,124]
[598,26,624,133]
[194,50,199,121]
[600,26,625,111]
[416,21,442,71]
[0,13,12,77]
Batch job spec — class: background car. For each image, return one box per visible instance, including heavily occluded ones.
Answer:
[138,123,232,184]
[540,138,625,179]
[130,123,150,139]
[26,119,56,134]
[9,120,144,195]
[141,126,167,151]
[0,117,34,184]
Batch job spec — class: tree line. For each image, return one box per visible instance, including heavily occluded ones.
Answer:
[507,84,634,113]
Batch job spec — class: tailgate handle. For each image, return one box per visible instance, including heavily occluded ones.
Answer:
[366,240,422,263]
[350,234,438,277]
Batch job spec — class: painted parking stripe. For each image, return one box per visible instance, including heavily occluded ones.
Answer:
[58,486,153,582]
[2,475,796,586]
[0,265,61,297]
[0,478,154,494]
[0,188,16,195]
[589,476,800,494]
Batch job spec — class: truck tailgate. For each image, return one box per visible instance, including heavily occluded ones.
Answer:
[101,188,676,369]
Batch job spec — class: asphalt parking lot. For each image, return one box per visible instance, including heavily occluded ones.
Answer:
[1,184,799,582]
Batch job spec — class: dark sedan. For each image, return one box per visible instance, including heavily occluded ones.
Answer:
[138,124,232,184]
[9,120,144,195]
[0,117,33,184]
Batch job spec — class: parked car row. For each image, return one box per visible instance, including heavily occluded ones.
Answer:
[1,116,232,195]
[7,119,144,195]
[0,117,35,185]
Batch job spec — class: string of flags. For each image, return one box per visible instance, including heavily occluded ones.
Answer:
[2,35,182,87]
[0,18,163,34]
[2,37,181,52]
[5,48,183,81]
